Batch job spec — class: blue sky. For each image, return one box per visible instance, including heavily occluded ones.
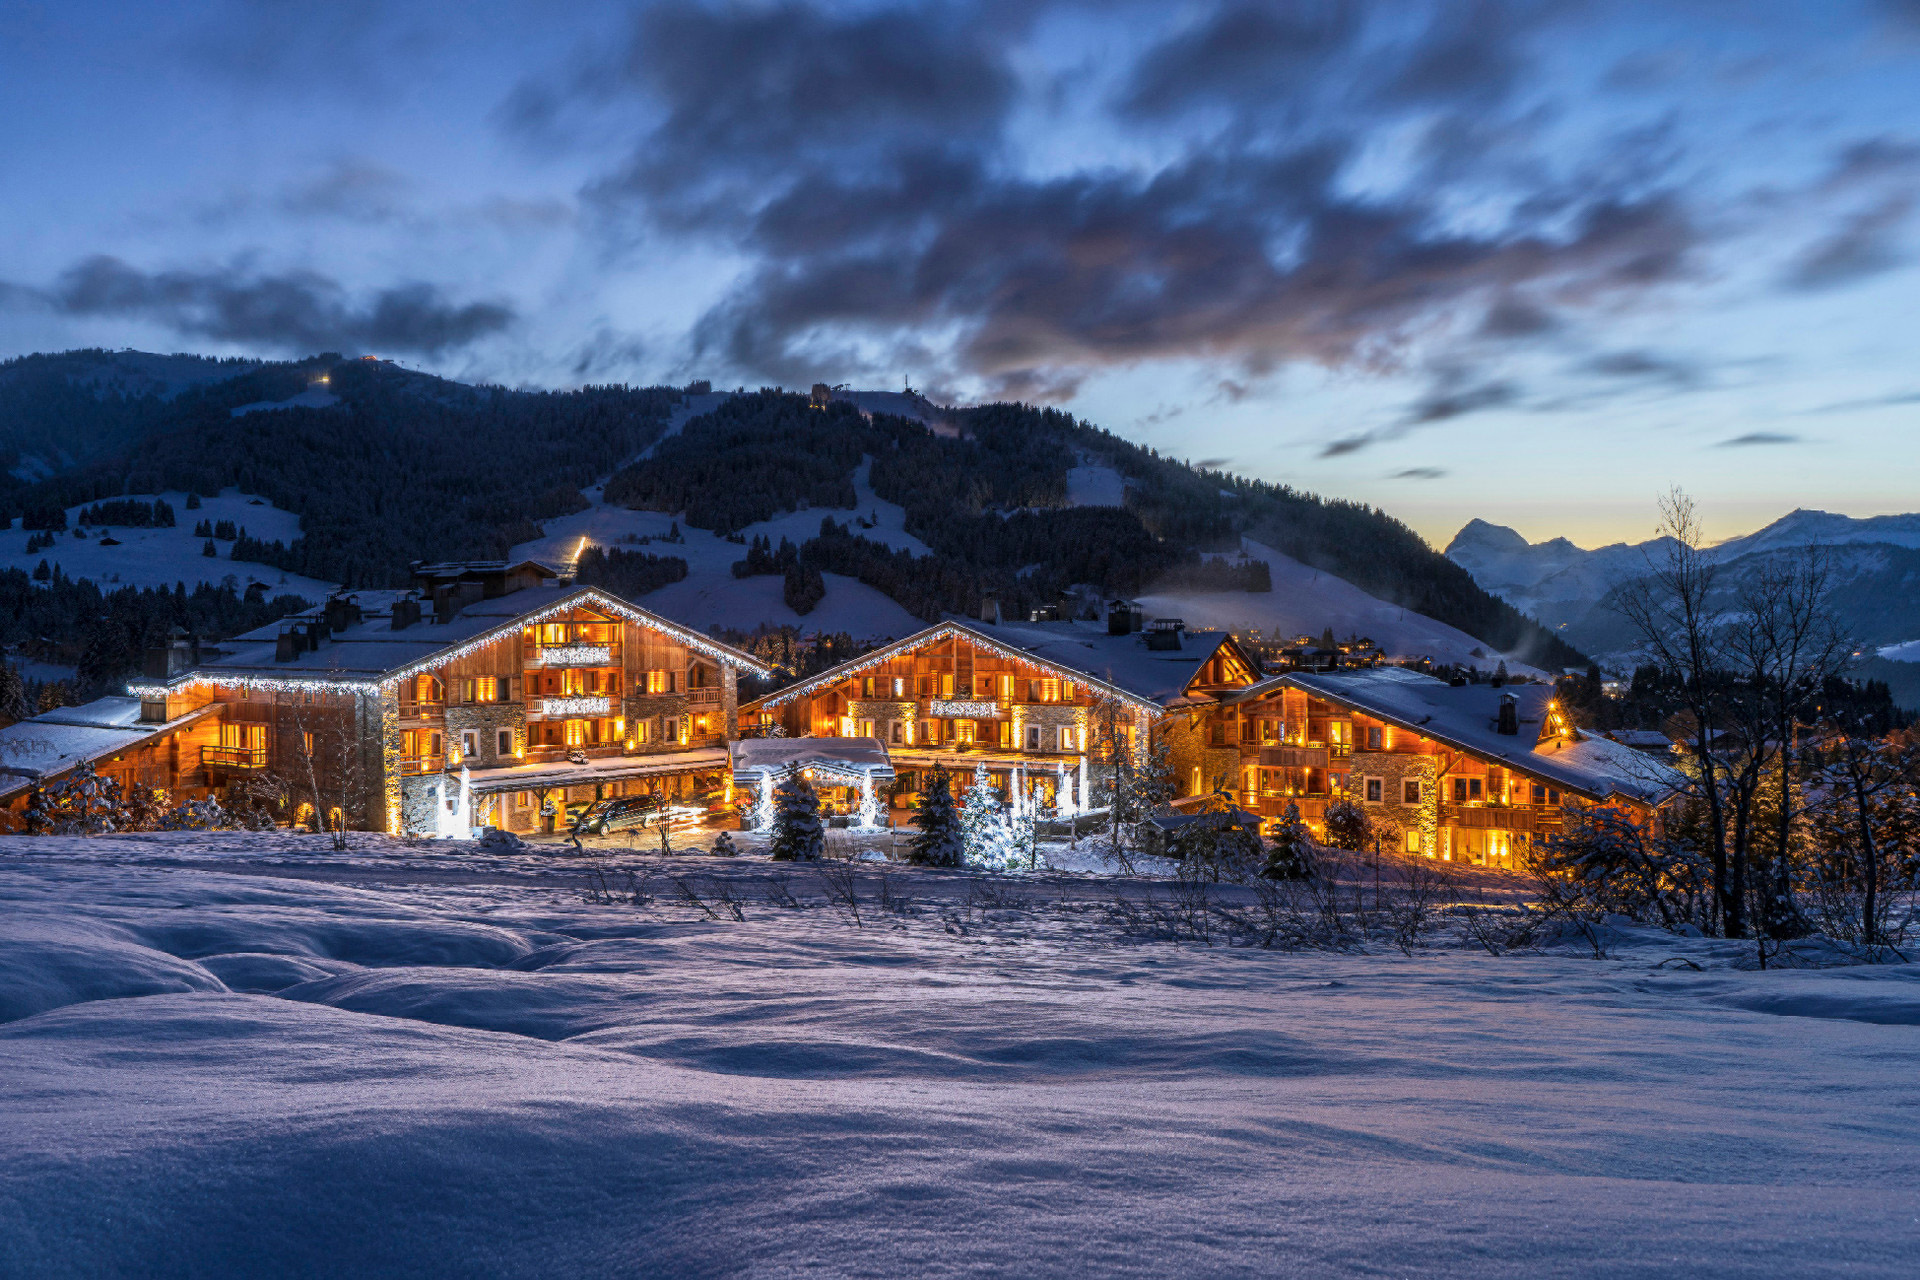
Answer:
[1,0,1916,549]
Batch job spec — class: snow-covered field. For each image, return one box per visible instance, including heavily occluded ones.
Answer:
[2,488,334,600]
[4,833,1917,1276]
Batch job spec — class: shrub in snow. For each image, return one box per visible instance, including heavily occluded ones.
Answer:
[1531,804,1712,932]
[1261,803,1315,881]
[768,767,825,862]
[476,827,526,854]
[1323,800,1372,852]
[907,766,963,867]
[160,796,233,832]
[710,831,740,857]
[25,760,126,835]
[1171,802,1265,883]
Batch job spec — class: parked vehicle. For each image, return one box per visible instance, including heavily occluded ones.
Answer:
[570,794,665,836]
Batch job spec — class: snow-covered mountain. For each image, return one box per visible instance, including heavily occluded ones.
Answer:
[1447,509,1920,706]
[1447,508,1920,628]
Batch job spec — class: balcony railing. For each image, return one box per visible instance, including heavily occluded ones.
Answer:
[203,745,269,769]
[1257,745,1329,769]
[1440,804,1560,833]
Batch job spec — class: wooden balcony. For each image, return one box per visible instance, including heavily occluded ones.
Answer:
[1258,746,1329,769]
[1441,804,1561,833]
[203,745,269,769]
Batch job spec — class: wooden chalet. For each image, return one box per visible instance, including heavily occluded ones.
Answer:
[739,616,1263,820]
[0,560,769,834]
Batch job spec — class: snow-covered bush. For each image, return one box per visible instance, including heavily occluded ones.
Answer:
[25,761,125,835]
[160,796,233,832]
[1170,804,1265,883]
[768,767,825,862]
[710,831,740,857]
[907,766,963,867]
[476,826,526,855]
[1530,804,1712,932]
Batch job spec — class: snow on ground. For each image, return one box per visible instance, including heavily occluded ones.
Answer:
[2,488,334,600]
[2,833,1918,1275]
[1137,537,1551,676]
[1065,463,1128,507]
[516,456,924,640]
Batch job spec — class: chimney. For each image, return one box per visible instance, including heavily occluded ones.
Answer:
[432,586,457,623]
[979,592,1001,626]
[275,629,299,662]
[1107,599,1132,636]
[323,595,356,634]
[390,597,421,631]
[1497,693,1519,736]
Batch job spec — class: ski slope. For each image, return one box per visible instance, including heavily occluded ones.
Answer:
[2,489,333,600]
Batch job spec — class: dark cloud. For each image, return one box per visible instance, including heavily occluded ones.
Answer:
[1120,3,1362,117]
[520,1,1697,398]
[1582,349,1697,385]
[1822,137,1920,190]
[1783,194,1913,290]
[28,255,511,356]
[1717,431,1800,447]
[1392,466,1448,479]
[1320,372,1518,457]
[1478,296,1559,337]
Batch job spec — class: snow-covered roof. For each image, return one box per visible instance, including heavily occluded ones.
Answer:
[748,619,1243,715]
[461,747,730,795]
[133,584,771,694]
[0,696,221,799]
[1279,668,1681,805]
[730,737,894,781]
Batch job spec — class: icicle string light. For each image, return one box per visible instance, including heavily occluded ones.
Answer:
[126,586,771,699]
[751,622,1162,715]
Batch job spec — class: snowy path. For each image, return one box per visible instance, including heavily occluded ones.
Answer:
[3,838,1918,1276]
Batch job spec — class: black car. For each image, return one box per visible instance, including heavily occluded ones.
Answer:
[570,794,665,836]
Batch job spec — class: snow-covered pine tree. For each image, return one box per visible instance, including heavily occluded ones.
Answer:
[959,763,1017,870]
[0,659,30,724]
[768,766,825,861]
[1262,802,1316,880]
[27,760,127,835]
[907,765,963,867]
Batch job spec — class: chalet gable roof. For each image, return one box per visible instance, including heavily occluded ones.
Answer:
[129,584,771,696]
[747,618,1248,715]
[1275,667,1681,805]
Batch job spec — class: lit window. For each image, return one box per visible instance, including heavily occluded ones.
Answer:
[564,720,586,747]
[646,670,674,694]
[1041,678,1059,703]
[461,730,478,761]
[1058,726,1075,751]
[940,674,954,699]
[892,677,906,697]
[858,718,874,738]
[999,674,1014,701]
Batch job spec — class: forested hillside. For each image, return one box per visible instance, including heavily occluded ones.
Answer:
[0,353,1582,684]
[603,391,1585,667]
[0,355,678,587]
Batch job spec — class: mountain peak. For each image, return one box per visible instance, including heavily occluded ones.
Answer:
[1446,518,1532,555]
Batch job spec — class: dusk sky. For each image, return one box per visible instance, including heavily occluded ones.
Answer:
[2,0,1916,548]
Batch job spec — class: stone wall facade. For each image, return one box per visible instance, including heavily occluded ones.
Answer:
[445,702,528,768]
[1348,751,1438,857]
